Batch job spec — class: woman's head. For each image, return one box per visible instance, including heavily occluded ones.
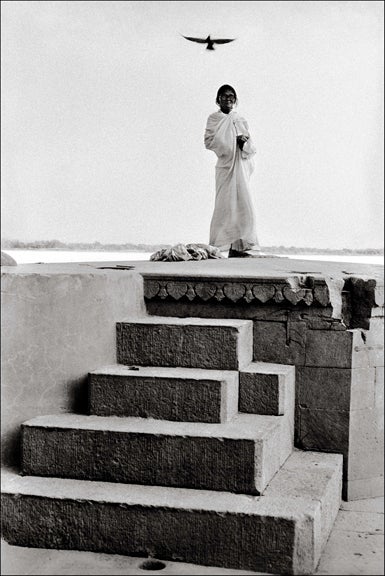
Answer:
[216,84,237,113]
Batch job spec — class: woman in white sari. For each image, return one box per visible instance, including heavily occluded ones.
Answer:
[204,85,260,258]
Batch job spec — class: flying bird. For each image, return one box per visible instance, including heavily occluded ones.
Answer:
[181,34,235,51]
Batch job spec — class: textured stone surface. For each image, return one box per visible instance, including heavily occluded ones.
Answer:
[316,497,384,576]
[305,329,370,368]
[298,367,350,410]
[88,365,239,423]
[116,317,253,370]
[2,447,343,575]
[0,539,265,576]
[348,407,384,482]
[264,450,343,556]
[240,372,280,415]
[358,317,384,367]
[253,321,307,365]
[296,408,350,458]
[145,300,337,325]
[1,266,145,468]
[3,497,382,576]
[297,366,375,411]
[239,362,295,416]
[375,366,384,409]
[0,491,308,574]
[21,413,284,494]
[143,276,316,307]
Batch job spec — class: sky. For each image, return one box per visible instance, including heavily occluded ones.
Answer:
[1,0,384,249]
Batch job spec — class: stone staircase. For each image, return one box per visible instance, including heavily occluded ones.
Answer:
[2,316,343,574]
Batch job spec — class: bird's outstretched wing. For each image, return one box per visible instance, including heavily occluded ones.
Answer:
[212,38,235,44]
[182,35,208,44]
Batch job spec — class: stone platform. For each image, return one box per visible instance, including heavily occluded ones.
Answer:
[88,255,383,501]
[1,255,383,574]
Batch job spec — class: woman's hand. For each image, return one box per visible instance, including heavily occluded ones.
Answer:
[237,134,249,150]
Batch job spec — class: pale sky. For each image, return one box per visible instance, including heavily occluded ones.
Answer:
[1,0,384,249]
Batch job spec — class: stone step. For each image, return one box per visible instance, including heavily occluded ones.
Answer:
[239,362,295,416]
[116,316,253,370]
[21,412,291,495]
[88,365,239,423]
[2,450,343,575]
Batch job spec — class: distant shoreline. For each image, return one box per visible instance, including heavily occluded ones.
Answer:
[1,240,383,257]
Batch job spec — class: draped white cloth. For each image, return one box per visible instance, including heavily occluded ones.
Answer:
[204,110,259,251]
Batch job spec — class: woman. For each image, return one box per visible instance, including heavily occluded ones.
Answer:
[204,84,260,257]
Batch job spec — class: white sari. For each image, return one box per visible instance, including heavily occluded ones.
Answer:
[204,110,259,251]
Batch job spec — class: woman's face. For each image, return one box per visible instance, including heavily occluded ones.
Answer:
[219,90,236,113]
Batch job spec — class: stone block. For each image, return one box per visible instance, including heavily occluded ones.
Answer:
[375,366,384,409]
[264,450,342,554]
[253,321,306,366]
[239,362,294,415]
[88,365,239,423]
[237,363,295,467]
[359,317,384,367]
[350,367,376,410]
[347,407,384,482]
[305,330,370,368]
[298,367,350,410]
[297,367,375,411]
[296,407,349,458]
[2,447,343,575]
[21,413,284,495]
[116,317,253,370]
[1,266,145,468]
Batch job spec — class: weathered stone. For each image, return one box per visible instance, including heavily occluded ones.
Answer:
[345,277,378,329]
[223,283,246,302]
[296,407,350,458]
[88,365,238,423]
[143,280,160,299]
[253,321,306,365]
[301,307,347,330]
[264,450,342,554]
[21,413,284,494]
[116,317,253,370]
[347,407,384,482]
[239,362,295,415]
[282,285,312,306]
[297,367,375,411]
[252,284,276,302]
[360,317,384,367]
[350,367,376,410]
[298,367,350,410]
[166,282,188,300]
[1,265,145,469]
[194,282,217,301]
[237,363,295,468]
[240,372,281,414]
[375,366,384,409]
[2,448,343,574]
[145,299,292,321]
[313,284,330,307]
[305,329,370,368]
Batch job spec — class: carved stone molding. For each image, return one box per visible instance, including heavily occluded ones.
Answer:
[143,275,329,307]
